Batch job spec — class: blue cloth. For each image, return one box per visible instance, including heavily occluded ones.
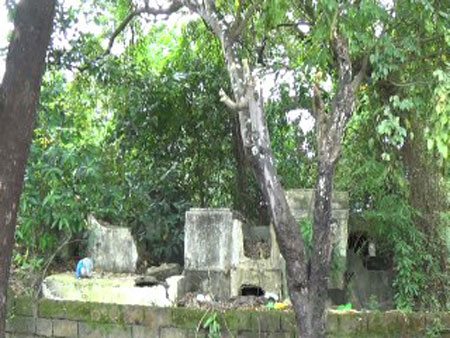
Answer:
[76,258,93,279]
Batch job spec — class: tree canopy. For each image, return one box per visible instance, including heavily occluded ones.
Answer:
[1,0,449,336]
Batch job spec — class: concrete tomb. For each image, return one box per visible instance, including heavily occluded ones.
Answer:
[183,189,349,301]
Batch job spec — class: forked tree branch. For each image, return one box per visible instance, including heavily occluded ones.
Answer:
[105,1,183,55]
[76,0,184,72]
[182,0,225,38]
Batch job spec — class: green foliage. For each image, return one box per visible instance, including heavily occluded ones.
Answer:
[17,71,107,257]
[427,67,450,160]
[266,90,317,189]
[298,217,313,254]
[425,318,445,338]
[13,252,44,273]
[260,0,289,29]
[18,19,262,267]
[335,0,449,311]
[376,108,407,148]
[84,23,238,263]
[13,0,448,315]
[202,312,222,338]
[337,70,448,311]
[336,303,352,311]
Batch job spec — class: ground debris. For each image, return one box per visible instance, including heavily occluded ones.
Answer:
[177,292,288,311]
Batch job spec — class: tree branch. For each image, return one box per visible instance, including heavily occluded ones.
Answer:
[219,88,248,110]
[332,33,352,84]
[182,0,225,38]
[229,4,256,42]
[105,10,139,55]
[300,0,315,23]
[274,21,309,38]
[105,1,183,55]
[0,86,4,111]
[389,79,432,87]
[76,1,184,73]
[312,83,325,120]
[351,54,368,90]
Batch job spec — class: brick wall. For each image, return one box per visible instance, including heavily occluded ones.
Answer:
[5,295,450,337]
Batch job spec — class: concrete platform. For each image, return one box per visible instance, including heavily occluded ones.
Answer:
[42,273,184,307]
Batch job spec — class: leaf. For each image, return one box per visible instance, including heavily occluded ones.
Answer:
[436,139,448,159]
[336,303,352,311]
[203,313,216,329]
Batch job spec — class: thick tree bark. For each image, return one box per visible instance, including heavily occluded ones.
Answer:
[230,113,253,218]
[244,94,311,335]
[0,1,56,337]
[305,34,366,336]
[309,163,336,335]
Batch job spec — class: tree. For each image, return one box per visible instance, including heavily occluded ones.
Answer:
[177,1,371,336]
[102,0,370,336]
[336,0,449,310]
[0,1,56,336]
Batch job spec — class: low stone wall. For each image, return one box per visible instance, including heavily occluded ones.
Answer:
[6,295,450,337]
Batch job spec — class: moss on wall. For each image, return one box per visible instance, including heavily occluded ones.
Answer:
[6,295,450,337]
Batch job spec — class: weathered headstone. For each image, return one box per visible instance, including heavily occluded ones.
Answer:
[184,208,236,299]
[86,215,138,273]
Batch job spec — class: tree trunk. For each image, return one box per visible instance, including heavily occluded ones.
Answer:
[309,162,336,336]
[221,35,362,337]
[218,40,325,337]
[230,113,252,217]
[239,74,314,336]
[401,122,448,308]
[178,3,365,335]
[0,1,56,337]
